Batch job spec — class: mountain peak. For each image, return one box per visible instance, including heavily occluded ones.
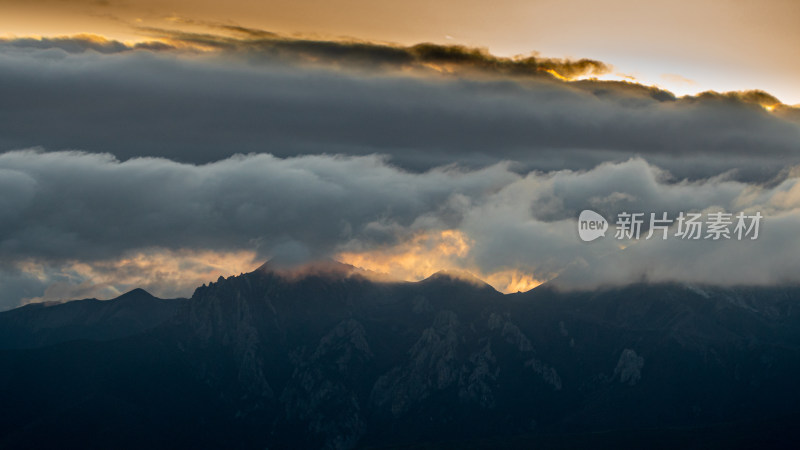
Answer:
[116,288,156,300]
[253,258,405,284]
[421,269,495,290]
[256,258,361,279]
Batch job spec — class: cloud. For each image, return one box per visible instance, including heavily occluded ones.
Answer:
[0,34,174,54]
[337,229,544,293]
[553,213,800,290]
[17,249,259,306]
[1,150,800,309]
[1,31,800,308]
[454,159,800,290]
[661,73,697,86]
[0,33,798,181]
[136,23,611,79]
[0,150,516,265]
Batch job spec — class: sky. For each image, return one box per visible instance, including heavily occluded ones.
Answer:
[0,0,799,309]
[2,0,800,104]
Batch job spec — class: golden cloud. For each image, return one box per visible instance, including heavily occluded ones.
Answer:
[337,230,543,293]
[19,248,260,304]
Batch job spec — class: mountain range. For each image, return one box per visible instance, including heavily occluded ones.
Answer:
[1,261,799,449]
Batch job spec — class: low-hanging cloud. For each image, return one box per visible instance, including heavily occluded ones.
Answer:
[0,149,516,264]
[2,30,800,309]
[1,150,800,309]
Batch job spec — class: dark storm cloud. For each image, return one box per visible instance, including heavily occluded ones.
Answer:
[1,32,800,308]
[0,150,516,264]
[1,33,798,180]
[1,151,799,310]
[138,23,610,79]
[688,90,782,107]
[0,35,174,54]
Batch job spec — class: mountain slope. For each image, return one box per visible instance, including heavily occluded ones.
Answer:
[1,265,799,448]
[0,288,185,349]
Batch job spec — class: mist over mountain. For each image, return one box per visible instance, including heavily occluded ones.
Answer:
[2,262,800,448]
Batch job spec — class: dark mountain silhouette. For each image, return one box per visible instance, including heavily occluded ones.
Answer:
[1,263,800,449]
[0,288,185,350]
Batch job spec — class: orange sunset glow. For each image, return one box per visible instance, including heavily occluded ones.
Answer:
[2,0,800,104]
[18,249,260,305]
[337,230,543,293]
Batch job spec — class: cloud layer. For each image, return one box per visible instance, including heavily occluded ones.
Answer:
[1,32,800,309]
[1,34,799,181]
[2,150,800,310]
